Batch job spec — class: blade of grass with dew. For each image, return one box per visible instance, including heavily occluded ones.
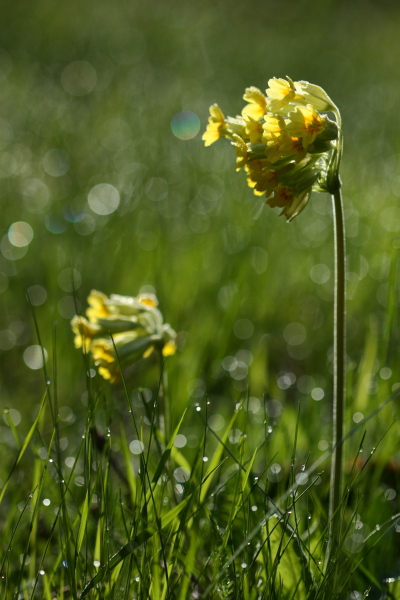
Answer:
[3,407,22,448]
[119,423,137,502]
[42,573,52,600]
[151,407,187,486]
[200,402,243,503]
[0,392,47,504]
[267,515,307,600]
[353,317,378,415]
[75,490,90,562]
[26,456,42,582]
[219,447,258,553]
[176,529,197,600]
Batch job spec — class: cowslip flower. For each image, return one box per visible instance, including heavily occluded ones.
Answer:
[202,76,342,221]
[71,290,177,383]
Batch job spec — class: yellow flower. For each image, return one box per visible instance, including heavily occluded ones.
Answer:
[285,104,326,149]
[266,77,304,112]
[246,161,278,197]
[242,87,268,120]
[231,134,248,171]
[244,115,263,144]
[267,185,294,209]
[203,77,341,220]
[90,338,122,384]
[202,104,226,147]
[71,289,177,383]
[261,114,289,163]
[278,136,308,164]
[137,293,158,307]
[71,315,101,352]
[86,290,110,321]
[162,340,176,357]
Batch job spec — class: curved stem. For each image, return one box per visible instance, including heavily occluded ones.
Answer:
[327,186,346,563]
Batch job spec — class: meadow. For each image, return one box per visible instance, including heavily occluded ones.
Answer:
[1,0,400,598]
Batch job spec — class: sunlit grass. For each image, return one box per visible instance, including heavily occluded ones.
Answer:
[1,349,400,598]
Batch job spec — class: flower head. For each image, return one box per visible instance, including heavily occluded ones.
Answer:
[71,289,177,383]
[203,77,342,221]
[202,104,226,146]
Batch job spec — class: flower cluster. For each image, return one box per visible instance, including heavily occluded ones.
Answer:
[203,77,342,221]
[71,290,177,383]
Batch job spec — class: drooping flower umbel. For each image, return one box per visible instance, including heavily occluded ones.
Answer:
[203,77,343,221]
[71,290,177,383]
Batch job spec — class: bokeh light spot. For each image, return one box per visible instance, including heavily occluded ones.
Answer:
[8,222,34,248]
[42,149,70,177]
[1,235,28,260]
[129,440,145,455]
[0,330,16,350]
[61,61,97,96]
[58,268,82,292]
[171,111,200,140]
[283,322,306,346]
[21,179,51,214]
[3,408,21,426]
[145,177,168,202]
[88,183,120,215]
[23,345,48,370]
[208,413,225,431]
[74,215,96,236]
[174,467,190,482]
[310,264,330,284]
[45,215,68,234]
[233,318,254,340]
[27,284,47,306]
[58,296,80,319]
[173,434,187,448]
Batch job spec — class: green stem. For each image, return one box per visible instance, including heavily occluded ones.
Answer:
[327,186,346,562]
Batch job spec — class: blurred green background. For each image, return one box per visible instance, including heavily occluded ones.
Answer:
[1,0,400,475]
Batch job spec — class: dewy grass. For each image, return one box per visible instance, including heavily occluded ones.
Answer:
[203,77,346,582]
[1,334,400,598]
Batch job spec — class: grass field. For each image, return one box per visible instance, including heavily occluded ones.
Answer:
[1,0,400,598]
